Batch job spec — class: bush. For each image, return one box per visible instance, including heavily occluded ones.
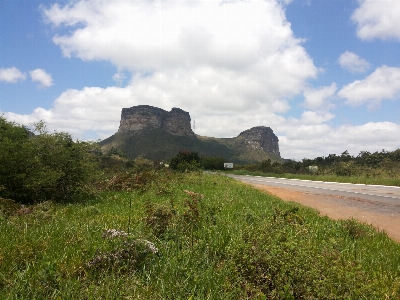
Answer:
[200,156,226,170]
[98,169,156,192]
[169,151,200,172]
[0,117,99,203]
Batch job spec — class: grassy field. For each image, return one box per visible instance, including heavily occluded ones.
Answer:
[229,169,400,187]
[1,171,400,299]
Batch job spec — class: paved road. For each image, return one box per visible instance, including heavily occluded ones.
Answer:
[227,174,400,207]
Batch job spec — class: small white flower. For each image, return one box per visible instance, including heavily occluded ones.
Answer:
[138,239,159,254]
[102,229,130,239]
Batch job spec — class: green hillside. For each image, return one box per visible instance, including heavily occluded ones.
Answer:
[99,129,283,164]
[197,135,283,163]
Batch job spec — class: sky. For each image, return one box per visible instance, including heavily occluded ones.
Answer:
[1,0,400,160]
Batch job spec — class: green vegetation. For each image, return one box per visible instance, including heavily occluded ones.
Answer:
[200,155,226,170]
[0,117,99,204]
[197,134,283,164]
[99,128,236,162]
[169,151,228,172]
[2,117,400,298]
[1,171,400,299]
[231,149,400,186]
[99,128,282,164]
[170,150,201,171]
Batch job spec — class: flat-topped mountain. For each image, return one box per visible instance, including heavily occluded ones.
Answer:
[99,105,282,164]
[119,105,195,137]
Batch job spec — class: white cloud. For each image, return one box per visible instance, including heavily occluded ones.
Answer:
[303,83,337,112]
[7,0,316,141]
[338,65,400,108]
[29,69,53,88]
[278,121,400,160]
[0,67,26,83]
[4,0,398,161]
[1,77,292,140]
[41,0,317,108]
[300,111,335,125]
[352,0,400,41]
[3,85,132,139]
[338,51,370,73]
[112,71,126,86]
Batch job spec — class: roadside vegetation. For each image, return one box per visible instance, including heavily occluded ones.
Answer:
[0,117,99,204]
[230,149,400,186]
[1,116,400,298]
[2,170,400,299]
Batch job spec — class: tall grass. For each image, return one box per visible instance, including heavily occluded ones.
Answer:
[1,171,400,299]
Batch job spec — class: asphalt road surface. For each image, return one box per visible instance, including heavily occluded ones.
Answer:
[227,174,400,205]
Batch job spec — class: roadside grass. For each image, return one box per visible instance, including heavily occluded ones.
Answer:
[1,171,400,299]
[229,169,400,186]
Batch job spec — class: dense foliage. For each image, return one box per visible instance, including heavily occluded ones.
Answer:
[169,150,201,171]
[0,117,98,203]
[200,156,226,170]
[170,150,227,171]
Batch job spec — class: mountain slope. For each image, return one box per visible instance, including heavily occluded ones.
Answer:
[99,105,282,164]
[99,129,282,164]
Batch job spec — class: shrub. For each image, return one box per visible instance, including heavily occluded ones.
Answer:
[144,203,175,237]
[106,147,127,158]
[98,169,156,192]
[99,153,130,172]
[133,155,154,172]
[169,151,200,172]
[86,229,158,275]
[200,156,226,170]
[0,117,99,203]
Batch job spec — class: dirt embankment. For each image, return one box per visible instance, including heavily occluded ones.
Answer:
[251,184,400,243]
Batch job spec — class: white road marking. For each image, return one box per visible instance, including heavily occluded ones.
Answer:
[233,175,400,189]
[238,177,400,200]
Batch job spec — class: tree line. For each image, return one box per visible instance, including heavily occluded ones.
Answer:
[242,149,400,177]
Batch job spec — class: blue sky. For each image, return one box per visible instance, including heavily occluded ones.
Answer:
[1,0,400,160]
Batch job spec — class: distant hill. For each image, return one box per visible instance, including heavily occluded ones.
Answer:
[99,105,282,164]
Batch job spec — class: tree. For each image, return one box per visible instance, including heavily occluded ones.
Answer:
[339,150,352,162]
[200,156,225,170]
[0,117,99,203]
[281,159,301,173]
[169,151,200,172]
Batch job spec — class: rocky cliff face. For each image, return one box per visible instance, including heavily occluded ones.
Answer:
[118,105,195,137]
[104,105,281,162]
[236,126,280,156]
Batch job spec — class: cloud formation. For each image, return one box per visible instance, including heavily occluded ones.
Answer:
[41,0,317,112]
[0,67,26,83]
[4,0,399,160]
[352,0,400,41]
[29,69,53,88]
[303,83,337,112]
[279,121,400,159]
[338,65,400,108]
[339,51,370,73]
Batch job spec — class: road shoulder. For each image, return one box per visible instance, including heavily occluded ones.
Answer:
[250,184,400,243]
